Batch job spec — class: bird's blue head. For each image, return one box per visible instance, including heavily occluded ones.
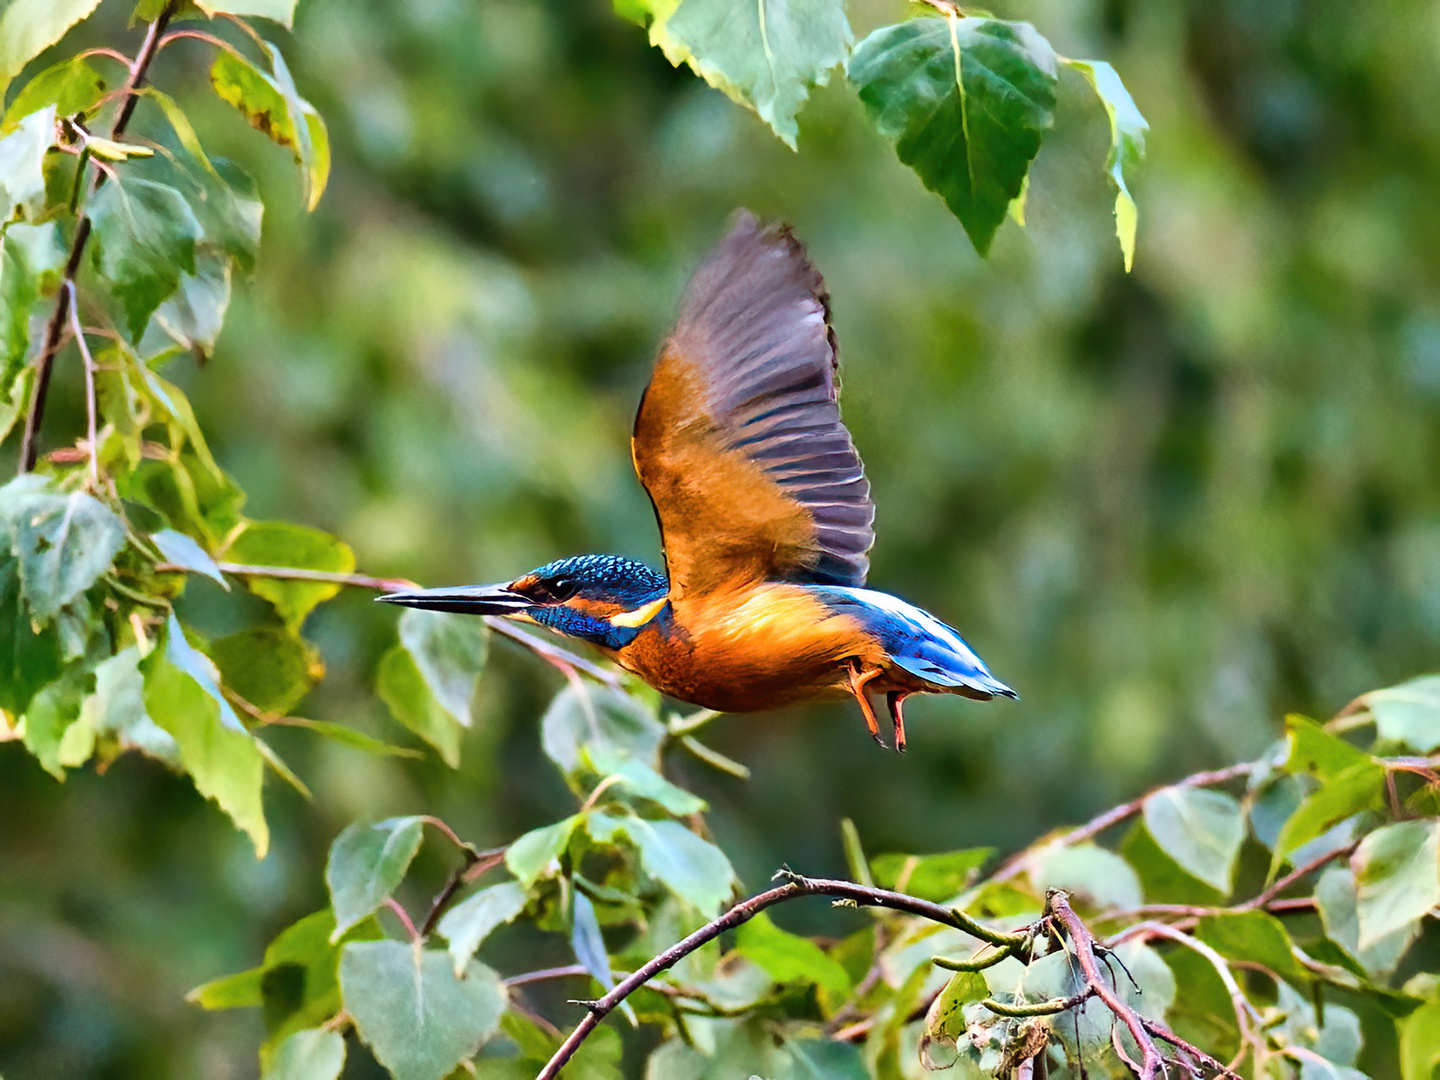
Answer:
[379,554,669,651]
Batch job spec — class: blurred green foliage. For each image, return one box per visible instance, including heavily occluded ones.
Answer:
[3,0,1440,1075]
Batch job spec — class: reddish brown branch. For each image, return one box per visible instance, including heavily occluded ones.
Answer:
[19,2,177,472]
[535,872,1029,1080]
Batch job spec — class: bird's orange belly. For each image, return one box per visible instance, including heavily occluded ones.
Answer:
[610,584,885,713]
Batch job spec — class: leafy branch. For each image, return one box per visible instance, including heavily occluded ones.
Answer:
[17,0,178,473]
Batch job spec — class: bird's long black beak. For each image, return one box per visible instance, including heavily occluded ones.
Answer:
[376,583,532,617]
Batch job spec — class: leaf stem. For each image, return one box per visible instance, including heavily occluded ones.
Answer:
[19,1,178,473]
[63,283,100,488]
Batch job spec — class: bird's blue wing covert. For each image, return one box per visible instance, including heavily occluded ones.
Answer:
[632,211,875,598]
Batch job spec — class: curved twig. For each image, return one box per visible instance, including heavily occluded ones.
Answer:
[535,871,1033,1080]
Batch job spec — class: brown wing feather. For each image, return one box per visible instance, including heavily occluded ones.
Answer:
[632,211,875,599]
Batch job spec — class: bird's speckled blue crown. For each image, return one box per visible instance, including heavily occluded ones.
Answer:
[529,554,667,606]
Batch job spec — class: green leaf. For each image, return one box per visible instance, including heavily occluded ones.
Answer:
[1400,1001,1440,1080]
[376,645,463,766]
[586,744,705,815]
[79,645,180,765]
[265,45,329,212]
[436,880,527,978]
[209,46,329,211]
[1316,866,1417,977]
[339,941,507,1080]
[848,16,1058,255]
[1142,786,1245,894]
[1353,818,1440,949]
[0,0,103,91]
[571,889,615,992]
[1030,842,1142,911]
[922,969,988,1069]
[1285,714,1372,779]
[224,520,355,630]
[0,107,52,228]
[197,0,298,26]
[325,816,426,937]
[649,0,851,149]
[146,624,268,857]
[155,252,230,356]
[262,1028,344,1080]
[3,56,107,127]
[735,910,852,1000]
[4,481,125,626]
[1066,59,1147,271]
[0,232,38,387]
[588,812,737,915]
[208,626,323,716]
[0,542,64,716]
[541,683,666,774]
[190,157,264,276]
[505,815,581,887]
[189,967,265,1010]
[151,527,227,588]
[397,608,488,727]
[870,847,994,903]
[1272,761,1385,869]
[88,177,202,341]
[22,674,82,779]
[1361,675,1440,754]
[1196,909,1311,987]
[285,718,423,759]
[1121,818,1226,905]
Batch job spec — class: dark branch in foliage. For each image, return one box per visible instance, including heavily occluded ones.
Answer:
[19,2,179,473]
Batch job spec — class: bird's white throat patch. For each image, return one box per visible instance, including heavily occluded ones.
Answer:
[608,596,667,628]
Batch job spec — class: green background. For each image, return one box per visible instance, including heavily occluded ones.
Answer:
[3,0,1439,1074]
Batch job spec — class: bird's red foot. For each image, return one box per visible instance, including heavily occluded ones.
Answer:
[847,661,887,749]
[886,691,909,754]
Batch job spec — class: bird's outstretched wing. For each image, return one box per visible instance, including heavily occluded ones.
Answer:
[632,211,874,599]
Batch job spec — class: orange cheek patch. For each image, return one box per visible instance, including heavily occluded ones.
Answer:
[568,598,625,619]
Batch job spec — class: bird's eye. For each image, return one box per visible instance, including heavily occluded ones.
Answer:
[547,577,578,601]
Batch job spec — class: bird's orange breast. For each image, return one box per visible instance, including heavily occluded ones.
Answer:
[609,583,886,713]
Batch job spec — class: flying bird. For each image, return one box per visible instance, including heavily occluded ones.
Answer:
[380,212,1015,751]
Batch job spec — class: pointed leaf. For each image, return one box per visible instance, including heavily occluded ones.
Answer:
[0,0,103,91]
[614,815,736,916]
[1284,714,1372,780]
[1030,841,1142,911]
[397,607,488,727]
[1400,1002,1440,1080]
[571,889,615,992]
[1353,819,1440,949]
[586,744,705,815]
[1362,675,1440,754]
[197,0,298,26]
[224,520,355,630]
[376,644,462,766]
[1196,910,1311,987]
[849,16,1058,254]
[151,527,227,587]
[1142,786,1245,894]
[326,816,426,937]
[436,881,527,978]
[0,537,63,716]
[340,941,506,1080]
[4,56,107,127]
[541,683,665,775]
[146,633,268,857]
[0,233,38,390]
[5,477,124,626]
[155,252,231,356]
[735,910,852,999]
[870,847,994,903]
[208,626,323,716]
[1316,866,1417,977]
[1273,761,1385,869]
[651,0,851,148]
[0,107,52,228]
[88,177,201,341]
[161,612,244,731]
[80,645,180,764]
[505,815,581,887]
[1066,59,1147,270]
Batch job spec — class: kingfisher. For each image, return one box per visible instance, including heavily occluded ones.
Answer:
[380,212,1015,751]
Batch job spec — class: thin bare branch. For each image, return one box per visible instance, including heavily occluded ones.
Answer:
[63,283,99,487]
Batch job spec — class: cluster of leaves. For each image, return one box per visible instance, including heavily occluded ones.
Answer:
[615,0,1148,267]
[190,672,1440,1080]
[0,0,380,856]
